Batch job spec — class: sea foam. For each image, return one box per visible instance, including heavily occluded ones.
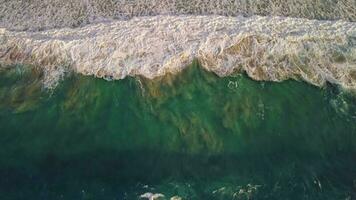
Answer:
[0,15,355,89]
[1,0,355,31]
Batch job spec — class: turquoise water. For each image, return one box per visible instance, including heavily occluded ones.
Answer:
[0,63,356,199]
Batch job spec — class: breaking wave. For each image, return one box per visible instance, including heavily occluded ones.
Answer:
[0,1,355,89]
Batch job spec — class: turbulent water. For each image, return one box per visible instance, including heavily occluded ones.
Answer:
[1,0,356,89]
[0,1,356,200]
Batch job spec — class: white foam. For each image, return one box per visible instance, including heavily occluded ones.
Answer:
[0,15,355,89]
[0,0,355,31]
[140,192,165,200]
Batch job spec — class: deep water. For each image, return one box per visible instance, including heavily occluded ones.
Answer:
[0,63,356,200]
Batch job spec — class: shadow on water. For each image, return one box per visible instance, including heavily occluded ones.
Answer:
[0,63,355,199]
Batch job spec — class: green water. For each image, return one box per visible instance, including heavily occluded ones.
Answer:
[0,63,355,200]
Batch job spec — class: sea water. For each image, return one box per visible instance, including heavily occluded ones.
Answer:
[0,0,356,199]
[0,63,355,199]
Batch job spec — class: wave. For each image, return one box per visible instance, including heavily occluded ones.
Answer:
[0,0,355,31]
[0,15,355,89]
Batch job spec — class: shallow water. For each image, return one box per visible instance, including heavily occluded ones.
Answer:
[0,63,355,199]
[1,0,355,31]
